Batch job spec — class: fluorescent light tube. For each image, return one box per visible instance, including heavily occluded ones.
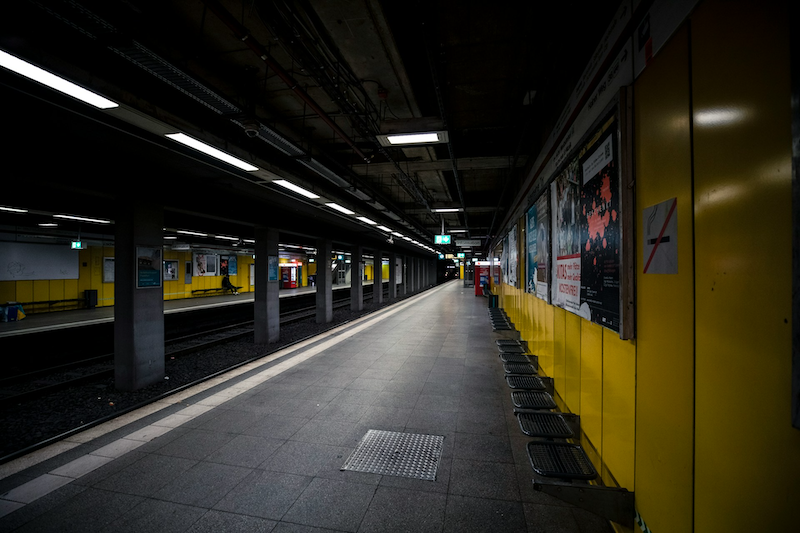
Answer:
[356,216,377,225]
[0,206,27,213]
[38,223,58,227]
[387,132,440,145]
[215,235,239,241]
[326,203,355,215]
[273,179,320,199]
[177,229,208,237]
[53,214,111,224]
[431,208,462,213]
[0,50,118,109]
[165,133,258,171]
[377,225,391,232]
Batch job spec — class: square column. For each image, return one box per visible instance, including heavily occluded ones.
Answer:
[114,203,164,391]
[316,239,333,323]
[351,244,363,311]
[255,226,280,344]
[388,252,398,300]
[403,255,409,295]
[374,249,384,304]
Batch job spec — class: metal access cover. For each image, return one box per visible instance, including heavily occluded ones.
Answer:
[341,430,444,481]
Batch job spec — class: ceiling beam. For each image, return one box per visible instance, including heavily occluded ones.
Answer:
[353,156,527,175]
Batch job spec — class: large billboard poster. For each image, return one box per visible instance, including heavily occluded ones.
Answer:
[579,127,621,331]
[535,193,550,301]
[508,224,518,288]
[551,159,585,316]
[526,204,537,294]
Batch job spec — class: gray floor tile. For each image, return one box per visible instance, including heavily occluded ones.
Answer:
[243,413,309,440]
[329,389,380,406]
[314,402,371,423]
[524,503,582,533]
[443,495,527,533]
[373,391,420,409]
[198,408,265,434]
[346,378,388,392]
[100,498,206,533]
[269,398,328,419]
[187,510,277,532]
[293,387,346,402]
[213,470,312,520]
[206,434,285,468]
[289,419,362,447]
[261,441,351,477]
[415,393,461,413]
[0,484,87,532]
[357,486,446,533]
[358,406,412,429]
[572,507,614,532]
[378,452,452,494]
[154,461,253,508]
[449,458,521,500]
[456,409,508,436]
[282,478,377,532]
[154,429,236,461]
[453,433,515,463]
[94,454,197,496]
[405,409,458,432]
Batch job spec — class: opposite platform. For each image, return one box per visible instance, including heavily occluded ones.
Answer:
[0,281,611,533]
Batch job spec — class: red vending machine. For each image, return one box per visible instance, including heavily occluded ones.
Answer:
[475,262,490,296]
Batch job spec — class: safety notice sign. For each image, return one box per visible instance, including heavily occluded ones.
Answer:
[643,198,677,274]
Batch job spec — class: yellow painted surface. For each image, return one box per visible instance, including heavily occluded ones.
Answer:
[564,312,582,414]
[16,281,33,304]
[64,279,78,301]
[691,0,799,530]
[633,22,695,532]
[579,320,603,460]
[552,307,567,398]
[33,280,49,303]
[0,281,14,303]
[601,334,635,489]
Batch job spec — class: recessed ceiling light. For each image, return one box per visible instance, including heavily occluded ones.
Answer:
[53,214,111,224]
[165,133,258,171]
[325,203,355,215]
[272,179,320,199]
[0,206,28,213]
[0,49,118,109]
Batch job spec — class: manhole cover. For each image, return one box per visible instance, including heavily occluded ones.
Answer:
[341,429,444,480]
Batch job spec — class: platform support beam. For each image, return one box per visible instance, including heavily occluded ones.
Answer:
[254,226,280,344]
[388,252,398,300]
[114,202,164,391]
[351,244,363,311]
[316,238,333,323]
[374,249,383,304]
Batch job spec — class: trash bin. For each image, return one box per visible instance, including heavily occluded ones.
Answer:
[489,294,498,308]
[85,289,98,309]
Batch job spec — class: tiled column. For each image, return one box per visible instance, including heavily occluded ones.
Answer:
[254,226,280,344]
[350,244,363,311]
[374,249,383,304]
[316,239,333,323]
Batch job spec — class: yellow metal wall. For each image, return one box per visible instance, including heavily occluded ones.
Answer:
[633,24,695,532]
[691,0,799,530]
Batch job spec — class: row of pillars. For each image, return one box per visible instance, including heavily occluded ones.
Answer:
[113,204,436,391]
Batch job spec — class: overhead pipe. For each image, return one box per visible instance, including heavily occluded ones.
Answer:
[202,0,371,163]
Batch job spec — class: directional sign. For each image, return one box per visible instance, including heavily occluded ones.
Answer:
[455,239,481,247]
[435,235,451,244]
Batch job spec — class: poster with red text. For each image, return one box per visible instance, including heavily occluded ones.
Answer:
[551,159,585,316]
[579,127,620,331]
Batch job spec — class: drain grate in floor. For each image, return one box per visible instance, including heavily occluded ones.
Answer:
[341,429,444,481]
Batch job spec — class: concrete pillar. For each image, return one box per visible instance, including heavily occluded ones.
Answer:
[388,251,398,299]
[254,226,280,344]
[114,202,164,391]
[411,257,418,292]
[316,239,333,323]
[402,256,409,295]
[374,249,383,304]
[351,244,363,311]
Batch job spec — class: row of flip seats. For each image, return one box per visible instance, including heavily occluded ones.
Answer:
[489,308,514,331]
[489,310,634,527]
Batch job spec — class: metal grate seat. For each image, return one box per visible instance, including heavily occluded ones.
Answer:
[516,412,573,438]
[511,390,557,409]
[506,375,545,390]
[496,339,523,347]
[526,441,597,480]
[499,353,534,364]
[498,344,526,354]
[493,323,513,331]
[504,362,537,374]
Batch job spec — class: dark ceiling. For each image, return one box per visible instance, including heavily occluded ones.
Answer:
[0,0,618,255]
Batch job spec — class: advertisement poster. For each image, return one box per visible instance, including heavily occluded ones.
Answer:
[193,253,207,276]
[220,255,238,276]
[526,204,537,294]
[535,193,550,301]
[508,224,518,288]
[136,246,162,288]
[501,235,509,284]
[579,127,620,331]
[551,159,584,315]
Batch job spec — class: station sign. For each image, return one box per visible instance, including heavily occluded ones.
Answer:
[455,238,480,247]
[456,253,465,258]
[434,235,451,244]
[70,240,85,250]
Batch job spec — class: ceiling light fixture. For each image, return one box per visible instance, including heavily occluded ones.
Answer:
[0,206,28,213]
[177,229,208,237]
[215,235,239,241]
[325,203,356,215]
[431,208,463,213]
[53,214,111,224]
[376,131,450,146]
[272,179,320,199]
[377,225,391,232]
[38,222,58,227]
[356,216,377,225]
[0,50,119,109]
[165,133,258,171]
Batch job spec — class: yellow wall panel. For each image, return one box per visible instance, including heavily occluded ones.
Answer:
[0,281,16,303]
[580,320,603,459]
[16,281,33,304]
[691,1,799,530]
[32,280,49,304]
[49,280,65,303]
[632,23,695,532]
[64,279,78,301]
[552,307,567,400]
[564,312,582,414]
[601,334,635,490]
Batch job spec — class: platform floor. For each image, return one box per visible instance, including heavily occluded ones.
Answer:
[0,282,610,532]
[0,282,364,337]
